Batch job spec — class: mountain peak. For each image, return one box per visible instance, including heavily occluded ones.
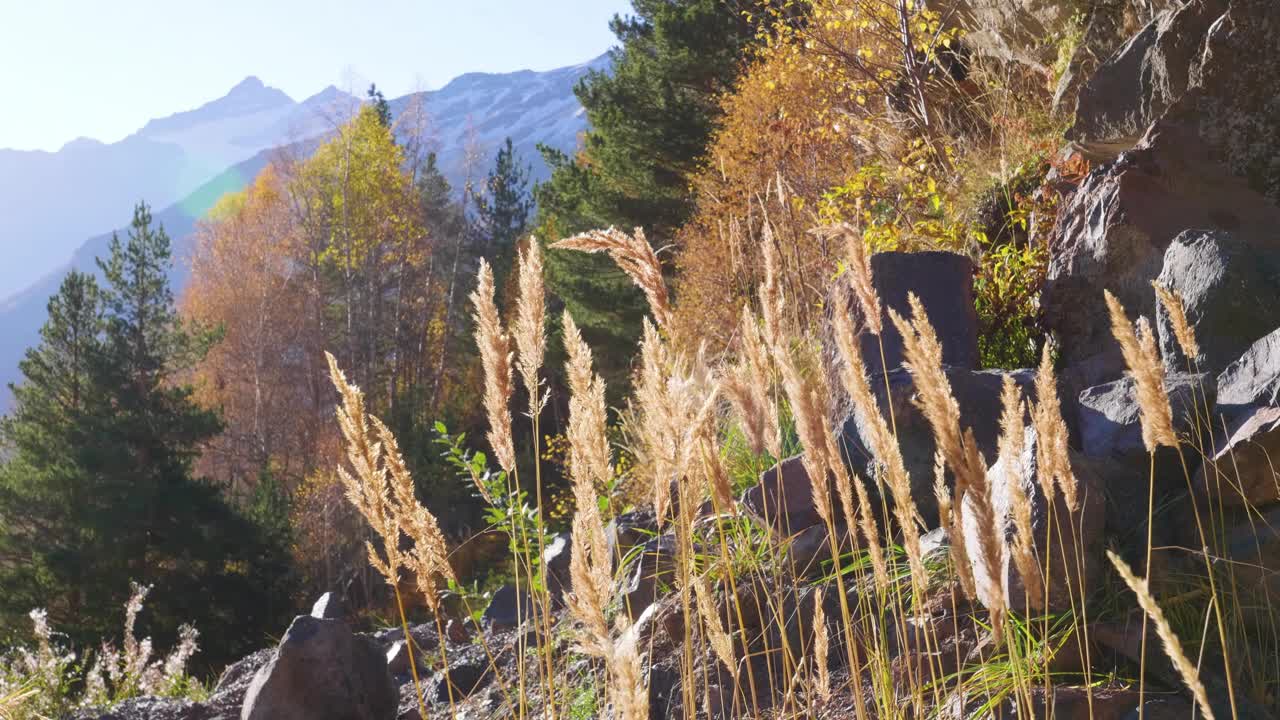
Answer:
[228,75,268,95]
[138,77,294,139]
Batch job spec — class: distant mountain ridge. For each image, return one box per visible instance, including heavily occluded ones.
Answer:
[0,78,358,303]
[0,55,608,409]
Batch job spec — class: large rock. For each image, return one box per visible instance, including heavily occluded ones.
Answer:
[1219,505,1280,605]
[838,367,1036,526]
[605,509,658,571]
[241,615,396,720]
[1195,329,1280,506]
[618,534,680,621]
[962,426,1106,612]
[310,592,348,621]
[1069,0,1227,151]
[824,251,978,418]
[741,455,830,536]
[1044,0,1280,393]
[1154,231,1280,373]
[542,531,572,601]
[481,584,534,633]
[1215,327,1280,413]
[1076,372,1211,479]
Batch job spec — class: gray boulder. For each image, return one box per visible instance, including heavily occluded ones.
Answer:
[824,251,978,418]
[1043,0,1280,393]
[1154,231,1280,374]
[1216,327,1280,413]
[1194,329,1280,506]
[605,509,658,571]
[241,615,396,720]
[618,534,680,621]
[838,367,1036,526]
[310,592,347,621]
[542,531,572,602]
[741,455,830,536]
[481,584,534,633]
[1076,372,1211,474]
[1069,0,1227,151]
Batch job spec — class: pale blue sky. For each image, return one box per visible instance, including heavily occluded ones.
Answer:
[0,0,631,152]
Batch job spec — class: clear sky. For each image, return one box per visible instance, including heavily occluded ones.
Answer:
[0,0,631,152]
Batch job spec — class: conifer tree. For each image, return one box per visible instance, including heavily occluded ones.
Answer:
[0,203,294,663]
[367,83,393,128]
[473,137,532,284]
[535,0,763,390]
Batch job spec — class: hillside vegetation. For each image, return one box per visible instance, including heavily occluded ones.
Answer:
[4,0,1280,719]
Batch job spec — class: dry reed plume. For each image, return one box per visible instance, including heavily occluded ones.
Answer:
[514,239,547,414]
[815,223,882,334]
[812,592,831,701]
[997,376,1044,610]
[723,306,782,459]
[1105,291,1177,451]
[562,311,614,658]
[470,259,516,472]
[693,573,735,671]
[1032,344,1077,511]
[552,227,672,329]
[831,282,925,590]
[328,353,456,602]
[633,319,718,527]
[1152,281,1201,361]
[890,294,1005,638]
[1108,551,1217,720]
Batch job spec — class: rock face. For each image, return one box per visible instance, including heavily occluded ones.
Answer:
[838,367,1036,525]
[541,531,572,601]
[310,592,348,620]
[825,251,978,417]
[741,455,827,536]
[605,509,658,571]
[1154,230,1280,373]
[1044,0,1280,392]
[481,584,534,633]
[1077,373,1209,457]
[1069,0,1227,150]
[240,615,396,720]
[964,427,1106,612]
[1195,329,1280,505]
[618,534,680,621]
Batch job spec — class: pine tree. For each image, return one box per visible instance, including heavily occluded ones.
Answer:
[473,137,532,284]
[367,83,392,128]
[0,271,109,639]
[0,203,295,663]
[535,0,763,390]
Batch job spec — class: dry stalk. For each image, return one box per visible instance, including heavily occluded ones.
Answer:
[1105,291,1177,451]
[812,592,831,701]
[1152,281,1201,361]
[470,259,516,472]
[514,239,547,414]
[552,227,672,328]
[1108,551,1217,720]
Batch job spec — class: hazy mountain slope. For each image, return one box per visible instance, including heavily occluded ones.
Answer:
[0,55,606,408]
[0,147,279,411]
[0,79,357,301]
